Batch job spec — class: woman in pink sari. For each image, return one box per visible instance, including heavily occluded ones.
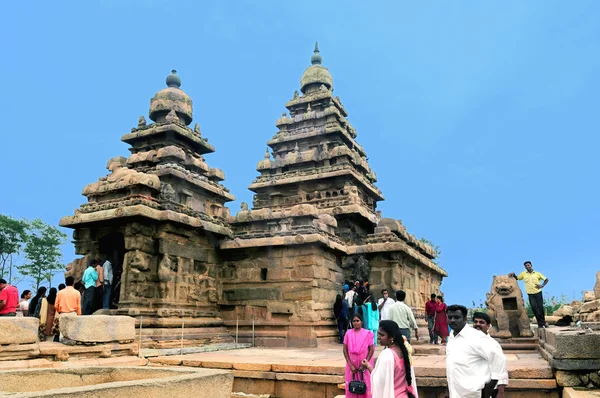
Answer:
[343,313,375,397]
[434,295,449,345]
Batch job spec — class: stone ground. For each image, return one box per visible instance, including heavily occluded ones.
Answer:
[148,343,557,393]
[0,343,558,397]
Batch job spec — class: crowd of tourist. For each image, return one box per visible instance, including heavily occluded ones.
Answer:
[0,256,114,342]
[337,284,510,398]
[337,260,549,398]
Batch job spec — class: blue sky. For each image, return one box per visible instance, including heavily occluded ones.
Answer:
[1,1,599,306]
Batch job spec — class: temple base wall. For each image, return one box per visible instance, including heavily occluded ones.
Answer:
[219,244,342,347]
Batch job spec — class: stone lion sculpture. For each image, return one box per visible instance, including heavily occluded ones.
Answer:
[486,275,534,338]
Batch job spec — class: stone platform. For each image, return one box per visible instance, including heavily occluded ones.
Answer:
[0,366,232,397]
[563,388,600,397]
[148,344,558,398]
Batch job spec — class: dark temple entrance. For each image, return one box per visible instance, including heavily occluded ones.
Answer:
[99,233,125,309]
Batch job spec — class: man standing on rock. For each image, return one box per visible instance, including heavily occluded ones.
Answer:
[446,304,506,398]
[509,261,549,328]
[472,312,508,398]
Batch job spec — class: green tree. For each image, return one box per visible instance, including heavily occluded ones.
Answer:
[17,219,67,289]
[419,237,442,265]
[0,214,28,283]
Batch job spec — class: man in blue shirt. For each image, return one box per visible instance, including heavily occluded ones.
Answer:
[82,260,99,315]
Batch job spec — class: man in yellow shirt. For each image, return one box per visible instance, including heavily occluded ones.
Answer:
[509,261,549,328]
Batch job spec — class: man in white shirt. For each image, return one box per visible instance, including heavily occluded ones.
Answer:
[446,304,506,398]
[345,285,357,308]
[102,257,113,310]
[387,290,419,343]
[472,312,508,398]
[344,285,357,320]
[377,289,395,321]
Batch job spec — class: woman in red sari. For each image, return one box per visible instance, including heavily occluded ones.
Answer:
[343,313,375,397]
[434,295,449,345]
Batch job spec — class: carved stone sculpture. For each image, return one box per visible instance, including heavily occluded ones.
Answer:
[165,109,178,123]
[160,183,176,202]
[138,116,147,127]
[240,202,248,211]
[341,255,371,283]
[486,275,534,338]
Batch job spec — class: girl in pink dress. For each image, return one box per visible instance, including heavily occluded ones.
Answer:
[363,320,417,398]
[343,313,375,397]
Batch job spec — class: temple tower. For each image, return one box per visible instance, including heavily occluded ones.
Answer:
[60,71,235,346]
[249,42,383,244]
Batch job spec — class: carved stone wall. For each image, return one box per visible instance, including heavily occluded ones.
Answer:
[66,221,222,319]
[368,252,443,309]
[220,244,342,323]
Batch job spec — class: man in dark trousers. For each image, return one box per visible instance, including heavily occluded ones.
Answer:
[425,293,438,344]
[509,261,549,328]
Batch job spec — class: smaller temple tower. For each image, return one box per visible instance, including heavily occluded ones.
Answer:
[60,71,235,346]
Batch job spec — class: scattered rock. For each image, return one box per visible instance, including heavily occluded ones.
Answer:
[60,315,135,343]
[556,370,582,387]
[583,291,595,302]
[554,305,574,317]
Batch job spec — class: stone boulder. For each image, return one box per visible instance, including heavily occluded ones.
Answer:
[583,291,595,302]
[553,305,574,318]
[0,317,38,344]
[595,271,600,299]
[553,305,575,326]
[60,315,135,343]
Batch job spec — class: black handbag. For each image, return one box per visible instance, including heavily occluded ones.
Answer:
[348,370,367,395]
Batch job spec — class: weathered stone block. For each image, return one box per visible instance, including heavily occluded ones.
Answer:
[60,315,135,343]
[224,288,280,301]
[268,268,292,280]
[291,266,314,279]
[579,301,600,314]
[267,302,295,314]
[556,370,584,387]
[159,240,208,261]
[553,305,574,317]
[584,291,596,302]
[0,317,38,345]
[282,288,313,301]
[545,328,600,359]
[124,235,155,253]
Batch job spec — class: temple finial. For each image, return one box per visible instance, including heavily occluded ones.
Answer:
[166,69,181,88]
[264,147,270,159]
[311,42,322,65]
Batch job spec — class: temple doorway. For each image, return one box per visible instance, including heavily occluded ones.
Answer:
[99,232,125,309]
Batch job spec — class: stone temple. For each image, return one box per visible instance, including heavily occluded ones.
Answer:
[60,43,447,348]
